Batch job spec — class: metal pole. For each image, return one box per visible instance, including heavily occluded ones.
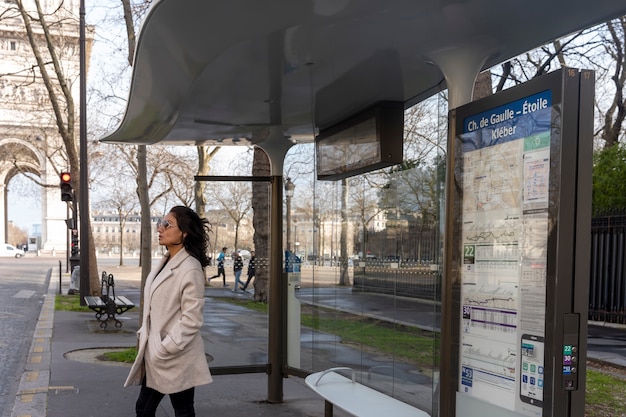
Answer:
[59,260,62,294]
[268,175,285,403]
[78,0,90,303]
[285,193,291,252]
[66,203,70,273]
[284,178,295,252]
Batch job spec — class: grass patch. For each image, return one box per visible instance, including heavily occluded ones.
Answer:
[102,347,137,363]
[302,305,438,369]
[55,295,91,312]
[586,368,626,416]
[219,297,268,313]
[221,298,437,369]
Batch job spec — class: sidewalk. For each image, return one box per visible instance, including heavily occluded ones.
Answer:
[11,268,339,417]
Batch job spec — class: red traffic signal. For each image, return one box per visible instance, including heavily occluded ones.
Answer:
[60,172,73,202]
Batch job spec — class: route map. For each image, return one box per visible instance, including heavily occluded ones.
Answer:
[457,91,552,416]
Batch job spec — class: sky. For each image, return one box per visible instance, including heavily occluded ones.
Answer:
[7,175,40,234]
[6,145,256,236]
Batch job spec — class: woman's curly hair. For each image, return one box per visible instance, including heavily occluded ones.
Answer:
[169,206,212,268]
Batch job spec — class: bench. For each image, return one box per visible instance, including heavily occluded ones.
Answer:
[84,271,135,329]
[305,367,430,417]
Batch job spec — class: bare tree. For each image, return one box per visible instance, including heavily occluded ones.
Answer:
[491,18,626,148]
[4,0,100,293]
[348,175,386,259]
[599,17,626,148]
[97,187,138,266]
[207,181,252,251]
[116,0,152,290]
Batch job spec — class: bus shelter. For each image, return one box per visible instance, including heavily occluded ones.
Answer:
[100,1,626,416]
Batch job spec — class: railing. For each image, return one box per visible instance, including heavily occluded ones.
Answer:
[352,260,441,301]
[589,210,626,323]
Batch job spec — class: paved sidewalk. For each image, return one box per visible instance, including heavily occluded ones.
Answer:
[11,268,339,417]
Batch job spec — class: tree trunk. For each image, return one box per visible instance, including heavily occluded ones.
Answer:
[195,146,210,219]
[137,145,151,330]
[339,178,350,285]
[251,148,270,302]
[119,228,124,266]
[86,226,99,295]
[473,71,493,101]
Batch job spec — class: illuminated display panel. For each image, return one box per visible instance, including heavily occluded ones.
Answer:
[316,102,403,180]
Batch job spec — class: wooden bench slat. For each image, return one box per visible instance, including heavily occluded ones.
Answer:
[114,296,134,307]
[84,271,134,329]
[305,370,430,417]
[84,296,105,306]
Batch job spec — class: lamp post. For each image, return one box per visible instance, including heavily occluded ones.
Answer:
[284,178,295,252]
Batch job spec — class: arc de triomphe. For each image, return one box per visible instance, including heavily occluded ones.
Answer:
[0,0,83,252]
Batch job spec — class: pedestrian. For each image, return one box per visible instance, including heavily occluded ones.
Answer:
[207,247,228,287]
[125,206,213,417]
[241,250,255,291]
[232,251,244,292]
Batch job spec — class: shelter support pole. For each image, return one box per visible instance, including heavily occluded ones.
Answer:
[268,175,285,402]
[428,46,491,417]
[429,46,491,109]
[257,129,295,403]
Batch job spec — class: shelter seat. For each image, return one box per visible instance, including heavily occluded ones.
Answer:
[305,367,430,417]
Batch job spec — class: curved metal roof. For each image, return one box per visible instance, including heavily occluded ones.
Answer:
[100,0,626,147]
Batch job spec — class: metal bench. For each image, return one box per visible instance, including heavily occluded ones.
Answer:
[305,367,430,417]
[84,271,135,329]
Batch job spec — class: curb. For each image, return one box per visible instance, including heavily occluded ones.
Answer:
[11,273,56,417]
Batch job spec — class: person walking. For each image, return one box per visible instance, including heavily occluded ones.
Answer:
[232,251,244,292]
[125,206,212,417]
[207,247,228,287]
[241,250,255,292]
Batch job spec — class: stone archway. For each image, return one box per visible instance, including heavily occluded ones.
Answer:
[0,137,68,251]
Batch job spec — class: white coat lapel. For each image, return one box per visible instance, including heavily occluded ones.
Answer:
[145,255,168,298]
[149,249,189,297]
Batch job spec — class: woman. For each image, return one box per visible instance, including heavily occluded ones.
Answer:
[125,206,213,417]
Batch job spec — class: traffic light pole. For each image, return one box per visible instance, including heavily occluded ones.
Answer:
[69,196,79,273]
[78,0,90,304]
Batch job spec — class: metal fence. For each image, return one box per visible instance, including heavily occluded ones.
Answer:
[589,211,626,323]
[352,260,441,301]
[351,211,626,322]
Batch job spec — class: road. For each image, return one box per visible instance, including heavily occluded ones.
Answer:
[0,256,58,417]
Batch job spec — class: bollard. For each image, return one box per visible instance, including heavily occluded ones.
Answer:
[59,260,62,294]
[68,266,80,295]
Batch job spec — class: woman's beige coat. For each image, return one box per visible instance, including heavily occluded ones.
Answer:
[125,249,212,394]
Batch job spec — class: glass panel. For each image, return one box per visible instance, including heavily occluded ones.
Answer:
[286,93,447,415]
[201,174,271,368]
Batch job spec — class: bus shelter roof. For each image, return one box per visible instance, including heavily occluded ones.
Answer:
[99,0,626,147]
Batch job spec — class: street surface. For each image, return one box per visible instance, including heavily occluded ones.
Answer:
[0,256,59,417]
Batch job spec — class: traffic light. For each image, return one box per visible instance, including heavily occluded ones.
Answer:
[71,229,79,257]
[60,172,73,202]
